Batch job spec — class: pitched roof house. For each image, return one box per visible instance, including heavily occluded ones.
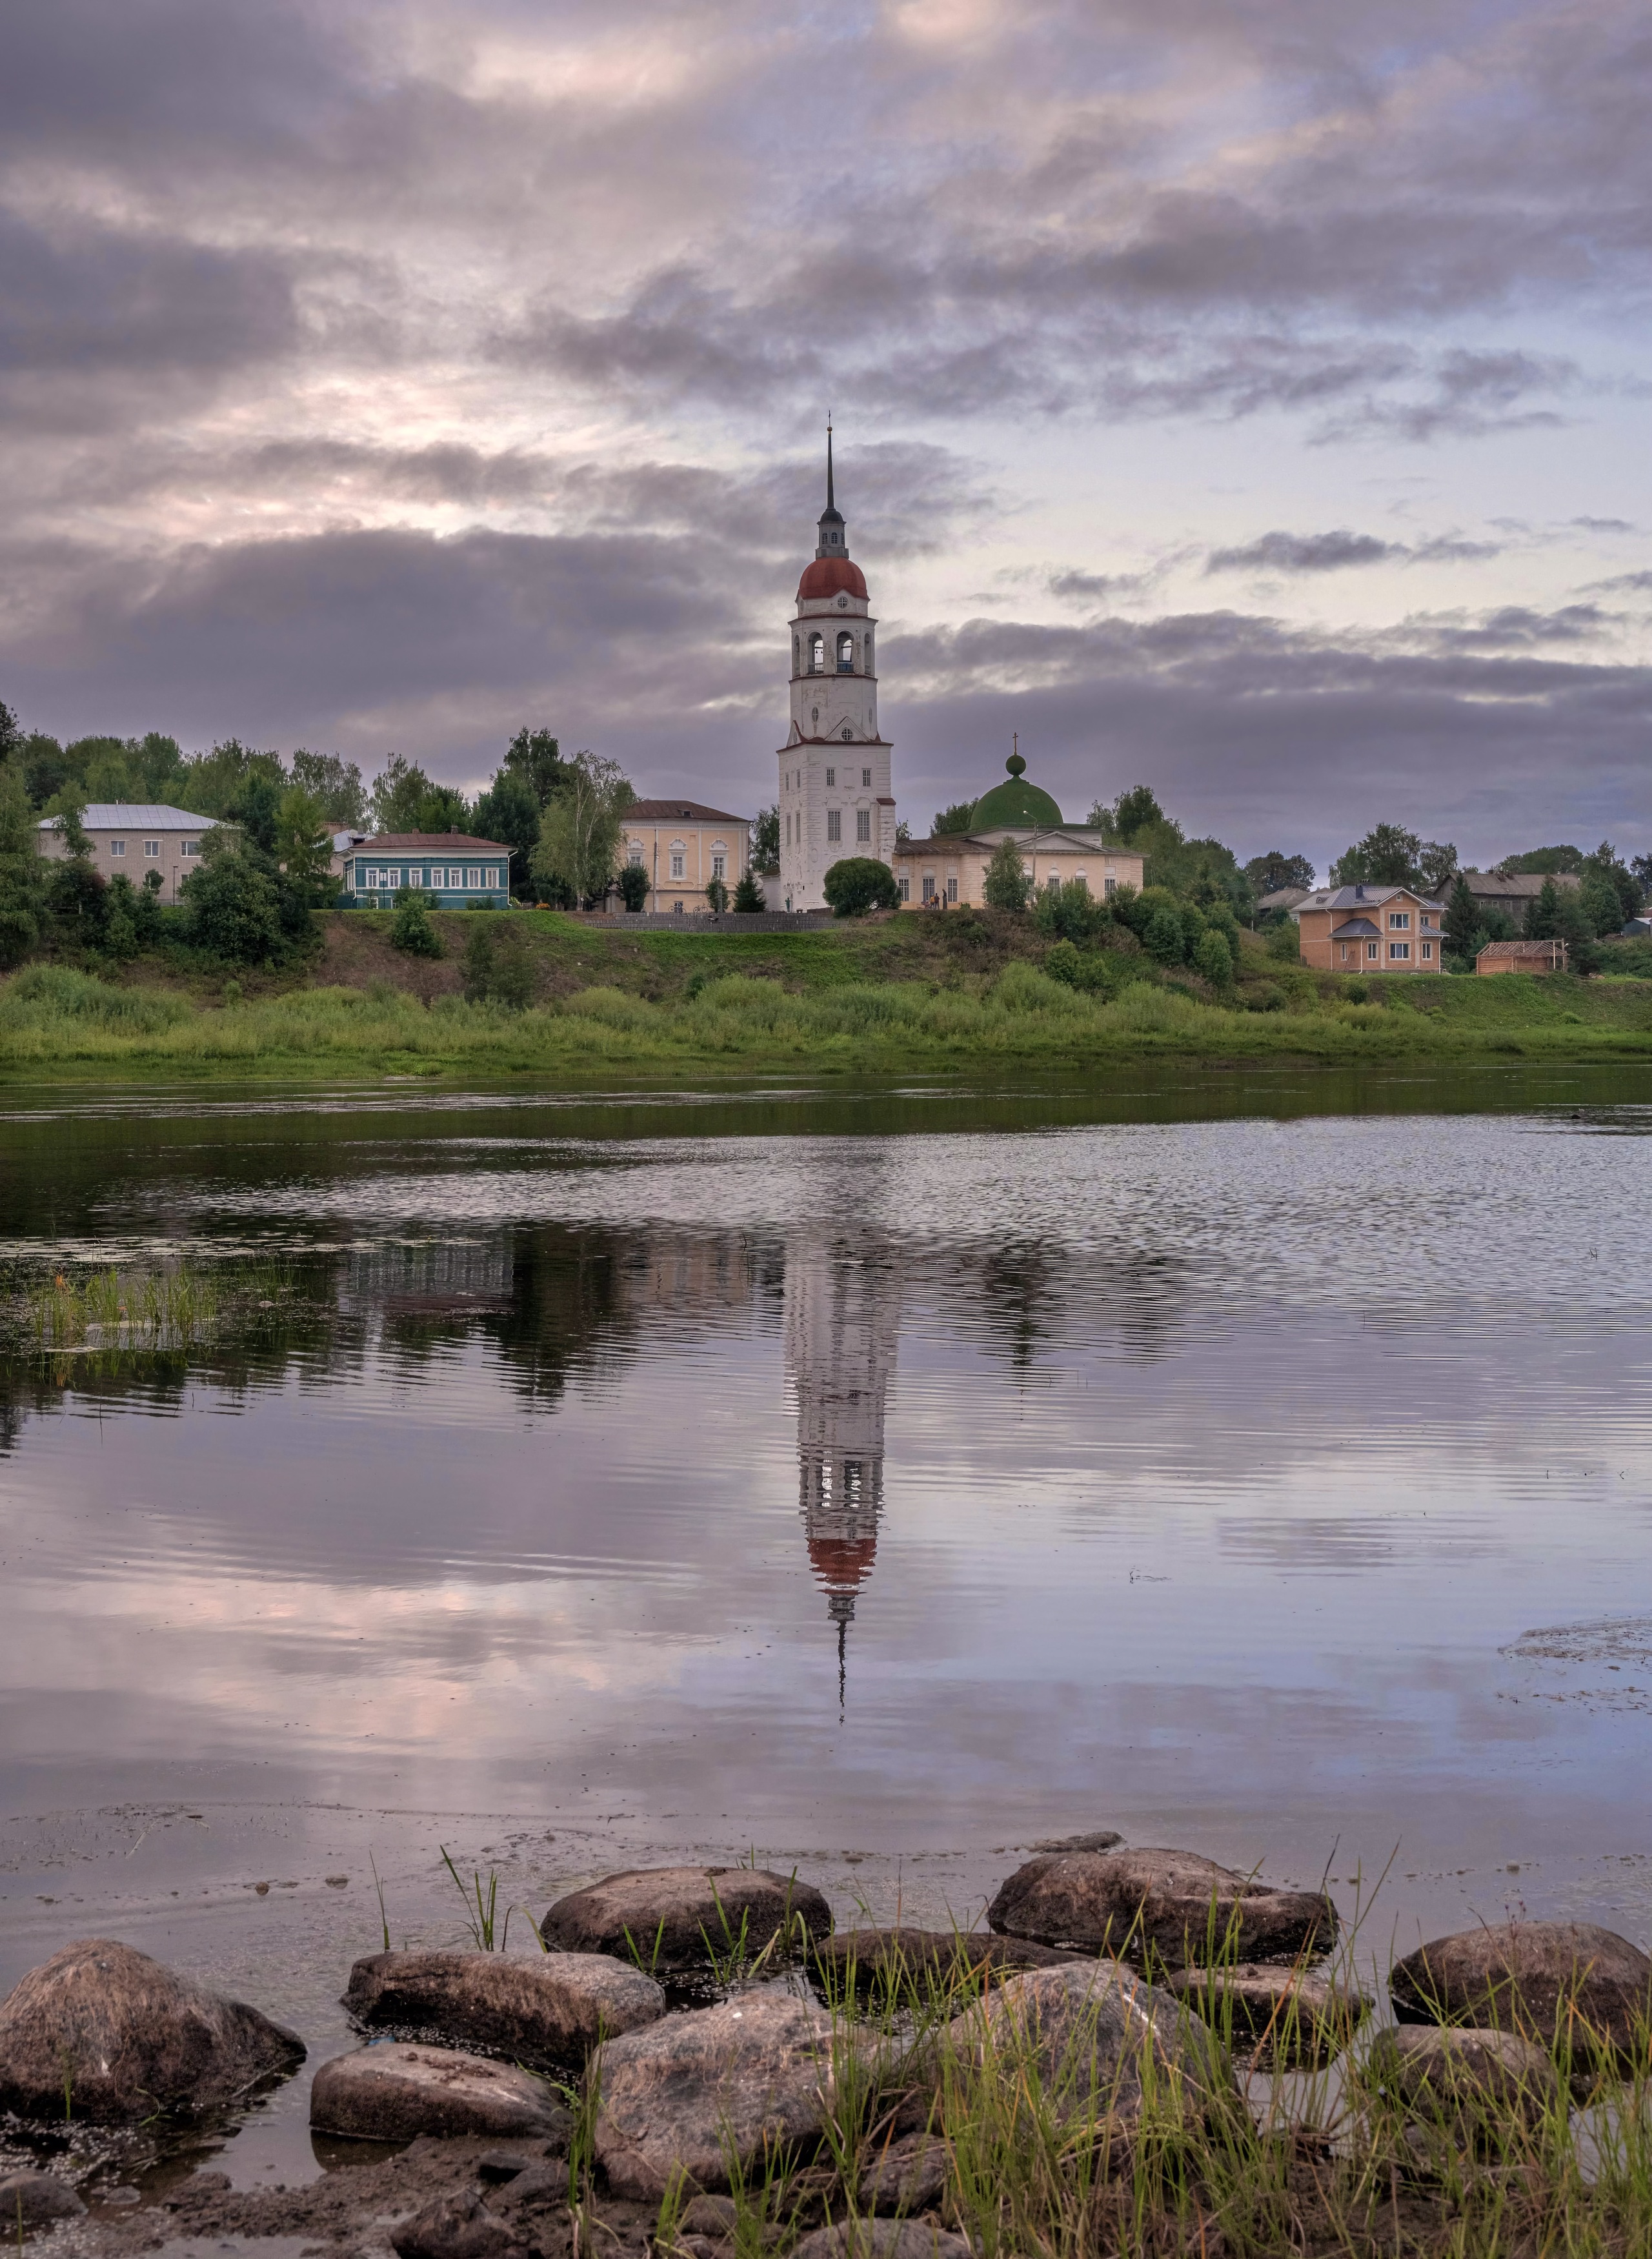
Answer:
[1291,883,1446,971]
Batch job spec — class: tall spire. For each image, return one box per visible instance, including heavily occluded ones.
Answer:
[826,420,835,514]
[816,421,845,559]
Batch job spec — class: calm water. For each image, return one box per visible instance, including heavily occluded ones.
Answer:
[3,1062,1652,2176]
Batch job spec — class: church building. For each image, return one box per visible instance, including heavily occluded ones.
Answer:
[777,436,897,912]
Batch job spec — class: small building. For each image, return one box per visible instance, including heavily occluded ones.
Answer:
[1293,883,1446,971]
[35,803,230,904]
[1256,885,1311,915]
[889,753,1144,910]
[1456,869,1582,926]
[339,833,511,907]
[1477,937,1568,976]
[328,829,369,878]
[620,800,752,913]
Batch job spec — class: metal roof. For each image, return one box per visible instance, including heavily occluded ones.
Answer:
[1296,883,1445,911]
[37,804,225,831]
[1329,917,1382,937]
[350,833,510,853]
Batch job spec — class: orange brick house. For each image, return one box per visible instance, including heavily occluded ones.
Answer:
[1293,884,1446,972]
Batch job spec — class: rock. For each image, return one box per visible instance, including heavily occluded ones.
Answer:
[1367,2027,1562,2131]
[543,1867,832,1973]
[594,1985,836,2199]
[858,2131,947,2216]
[0,1938,304,2125]
[390,2187,521,2259]
[310,2044,562,2143]
[792,2222,973,2259]
[1169,1964,1369,2063]
[475,2151,534,2184]
[819,1928,1076,2000]
[1390,1922,1652,2067]
[680,2195,740,2236]
[947,1961,1226,2125]
[988,1850,1336,1971]
[1031,1831,1125,1854]
[493,2163,566,2209]
[344,1949,664,2063]
[0,2172,86,2226]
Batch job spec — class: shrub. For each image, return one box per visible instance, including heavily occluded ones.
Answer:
[1242,980,1287,1012]
[1192,928,1233,987]
[1266,917,1302,962]
[1043,938,1082,986]
[616,862,650,911]
[1035,878,1107,943]
[982,838,1031,912]
[705,876,729,913]
[1143,906,1185,964]
[180,846,283,964]
[823,857,900,917]
[390,891,443,958]
[461,918,535,1007]
[731,869,766,912]
[1344,977,1369,1002]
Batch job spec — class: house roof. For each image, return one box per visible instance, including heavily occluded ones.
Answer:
[37,804,226,831]
[1329,917,1382,938]
[1478,937,1568,959]
[351,833,510,853]
[1460,869,1581,898]
[894,825,1121,855]
[1257,886,1311,910]
[1295,883,1445,913]
[623,801,749,827]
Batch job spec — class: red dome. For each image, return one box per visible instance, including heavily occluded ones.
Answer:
[807,1535,878,1592]
[798,555,867,602]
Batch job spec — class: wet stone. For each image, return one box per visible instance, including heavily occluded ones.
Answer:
[310,2043,563,2143]
[1367,2027,1563,2131]
[542,1867,832,1974]
[1390,1921,1652,2070]
[947,1961,1227,2126]
[1169,1963,1370,2063]
[858,2131,947,2216]
[344,1948,664,2064]
[792,2222,973,2259]
[988,1849,1337,1971]
[1031,1831,1125,1854]
[0,1938,305,2125]
[818,1928,1077,2000]
[390,2186,522,2259]
[0,2172,86,2227]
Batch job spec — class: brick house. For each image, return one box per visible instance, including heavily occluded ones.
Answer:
[1293,884,1446,971]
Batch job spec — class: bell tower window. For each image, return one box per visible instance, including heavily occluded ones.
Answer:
[837,632,854,672]
[809,633,824,673]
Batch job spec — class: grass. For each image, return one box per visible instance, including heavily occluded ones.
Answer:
[5,942,1652,1084]
[8,1255,297,1359]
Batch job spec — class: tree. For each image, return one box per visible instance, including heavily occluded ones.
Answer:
[290,750,367,828]
[276,787,336,906]
[1035,876,1106,943]
[1500,844,1585,874]
[616,861,650,911]
[0,762,45,966]
[1193,928,1234,986]
[752,804,780,873]
[1524,877,1563,938]
[823,856,900,916]
[933,800,976,835]
[1418,840,1458,896]
[732,867,766,912]
[103,873,140,961]
[1244,851,1315,897]
[1444,875,1480,963]
[1580,871,1626,938]
[532,753,632,906]
[983,836,1031,911]
[1090,785,1165,842]
[502,727,565,808]
[1331,824,1424,889]
[1143,905,1185,963]
[1582,840,1642,925]
[0,700,19,769]
[472,769,543,896]
[179,835,283,963]
[705,876,729,913]
[179,739,285,820]
[461,919,536,1008]
[368,755,441,835]
[1267,916,1302,963]
[391,893,443,958]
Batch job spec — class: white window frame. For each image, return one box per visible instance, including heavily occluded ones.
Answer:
[856,809,871,842]
[825,767,836,787]
[1389,911,1411,930]
[108,839,125,856]
[711,853,725,880]
[1366,941,1378,960]
[1389,941,1411,960]
[827,810,842,843]
[181,840,201,856]
[1422,941,1434,960]
[861,767,872,787]
[465,867,479,889]
[144,839,161,858]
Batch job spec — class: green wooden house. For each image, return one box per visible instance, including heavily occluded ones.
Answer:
[340,832,512,908]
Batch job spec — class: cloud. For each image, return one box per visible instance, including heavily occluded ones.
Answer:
[1205,528,1504,574]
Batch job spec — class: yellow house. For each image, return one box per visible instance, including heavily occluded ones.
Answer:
[889,751,1143,909]
[619,800,752,913]
[1293,884,1446,971]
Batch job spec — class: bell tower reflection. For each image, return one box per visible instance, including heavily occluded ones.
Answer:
[783,1241,900,1707]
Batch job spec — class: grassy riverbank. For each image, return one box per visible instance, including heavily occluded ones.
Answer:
[3,909,1652,1080]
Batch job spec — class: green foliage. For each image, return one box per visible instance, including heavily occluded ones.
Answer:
[705,876,730,913]
[823,856,900,917]
[368,753,470,837]
[1500,843,1585,873]
[471,767,543,895]
[1034,876,1107,943]
[45,849,108,941]
[1267,915,1302,962]
[179,838,283,964]
[102,874,141,961]
[1143,904,1185,964]
[1444,875,1480,962]
[731,868,766,913]
[982,836,1031,911]
[179,738,286,822]
[1242,980,1287,1012]
[533,753,633,907]
[1193,927,1234,986]
[390,893,443,958]
[752,804,780,874]
[616,861,650,911]
[1244,850,1315,896]
[502,727,565,808]
[1331,822,1424,889]
[460,919,536,1008]
[0,764,45,967]
[1580,871,1626,937]
[289,749,367,828]
[933,800,977,834]
[1043,938,1082,986]
[0,699,19,767]
[276,786,336,905]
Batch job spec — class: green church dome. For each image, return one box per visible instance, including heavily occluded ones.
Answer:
[970,750,1063,830]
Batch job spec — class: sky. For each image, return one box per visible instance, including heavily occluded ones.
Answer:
[1,0,1648,876]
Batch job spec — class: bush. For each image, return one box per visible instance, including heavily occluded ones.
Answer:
[1043,938,1082,986]
[1035,878,1107,944]
[1344,977,1369,1002]
[982,838,1031,913]
[46,855,108,943]
[1143,905,1185,964]
[1242,980,1287,1012]
[461,918,536,1007]
[179,844,283,964]
[616,862,649,912]
[705,876,729,913]
[1267,917,1302,962]
[731,869,766,912]
[823,856,900,917]
[390,891,443,958]
[1192,928,1233,987]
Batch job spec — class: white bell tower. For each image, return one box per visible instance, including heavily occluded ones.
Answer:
[776,430,896,912]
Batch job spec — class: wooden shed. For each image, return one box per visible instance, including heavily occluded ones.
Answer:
[1476,938,1568,976]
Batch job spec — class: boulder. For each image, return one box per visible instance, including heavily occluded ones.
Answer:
[945,1961,1226,2126]
[1031,1832,1125,1854]
[818,1928,1076,2000]
[1367,2027,1562,2131]
[1390,1922,1652,2067]
[0,1938,303,2125]
[988,1850,1336,1971]
[310,2044,563,2143]
[390,2187,521,2259]
[792,2223,973,2259]
[344,1949,663,2063]
[594,1985,835,2200]
[543,1867,832,1973]
[0,2173,86,2227]
[1169,1963,1369,2063]
[858,2131,947,2216]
